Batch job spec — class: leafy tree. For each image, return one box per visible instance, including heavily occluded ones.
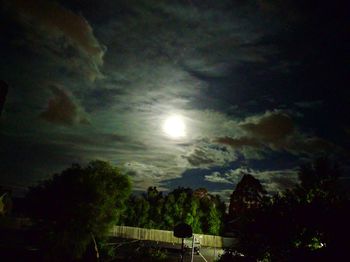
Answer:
[120,186,225,235]
[228,173,267,218]
[174,191,188,221]
[168,187,224,235]
[183,197,202,233]
[162,193,176,229]
[25,160,131,261]
[123,195,151,228]
[221,158,349,261]
[145,187,164,228]
[207,204,223,235]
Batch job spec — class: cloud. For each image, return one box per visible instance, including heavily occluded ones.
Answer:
[205,168,246,185]
[205,171,233,184]
[182,139,237,168]
[123,161,169,191]
[181,109,339,169]
[215,136,261,149]
[5,0,105,80]
[40,85,88,125]
[205,167,299,193]
[184,148,215,166]
[215,110,338,157]
[240,111,295,143]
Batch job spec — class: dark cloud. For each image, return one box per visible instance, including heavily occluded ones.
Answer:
[215,136,260,149]
[215,110,339,157]
[4,0,105,80]
[215,111,295,152]
[40,85,88,126]
[240,111,294,142]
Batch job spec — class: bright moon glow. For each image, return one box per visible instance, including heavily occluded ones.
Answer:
[162,115,186,138]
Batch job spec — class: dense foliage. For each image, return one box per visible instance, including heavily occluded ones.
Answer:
[25,160,131,260]
[5,156,349,261]
[119,187,226,235]
[220,158,350,261]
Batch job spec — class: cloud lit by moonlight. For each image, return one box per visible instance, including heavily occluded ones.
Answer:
[162,115,186,139]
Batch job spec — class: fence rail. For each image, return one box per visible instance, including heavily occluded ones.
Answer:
[109,226,237,248]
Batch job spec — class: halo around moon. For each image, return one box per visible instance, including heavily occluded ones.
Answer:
[162,115,186,139]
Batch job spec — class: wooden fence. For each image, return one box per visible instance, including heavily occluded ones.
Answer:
[109,226,237,248]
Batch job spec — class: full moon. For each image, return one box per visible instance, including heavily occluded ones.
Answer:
[162,115,186,139]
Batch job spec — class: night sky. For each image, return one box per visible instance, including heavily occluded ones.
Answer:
[0,0,349,200]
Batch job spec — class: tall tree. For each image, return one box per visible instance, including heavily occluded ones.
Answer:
[184,198,202,233]
[207,204,223,235]
[228,173,267,218]
[25,160,131,261]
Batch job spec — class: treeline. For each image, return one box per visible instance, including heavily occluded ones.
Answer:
[119,187,226,235]
[2,157,349,261]
[220,157,350,261]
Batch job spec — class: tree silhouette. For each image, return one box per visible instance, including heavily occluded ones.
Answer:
[228,173,267,218]
[25,160,131,261]
[221,159,349,261]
